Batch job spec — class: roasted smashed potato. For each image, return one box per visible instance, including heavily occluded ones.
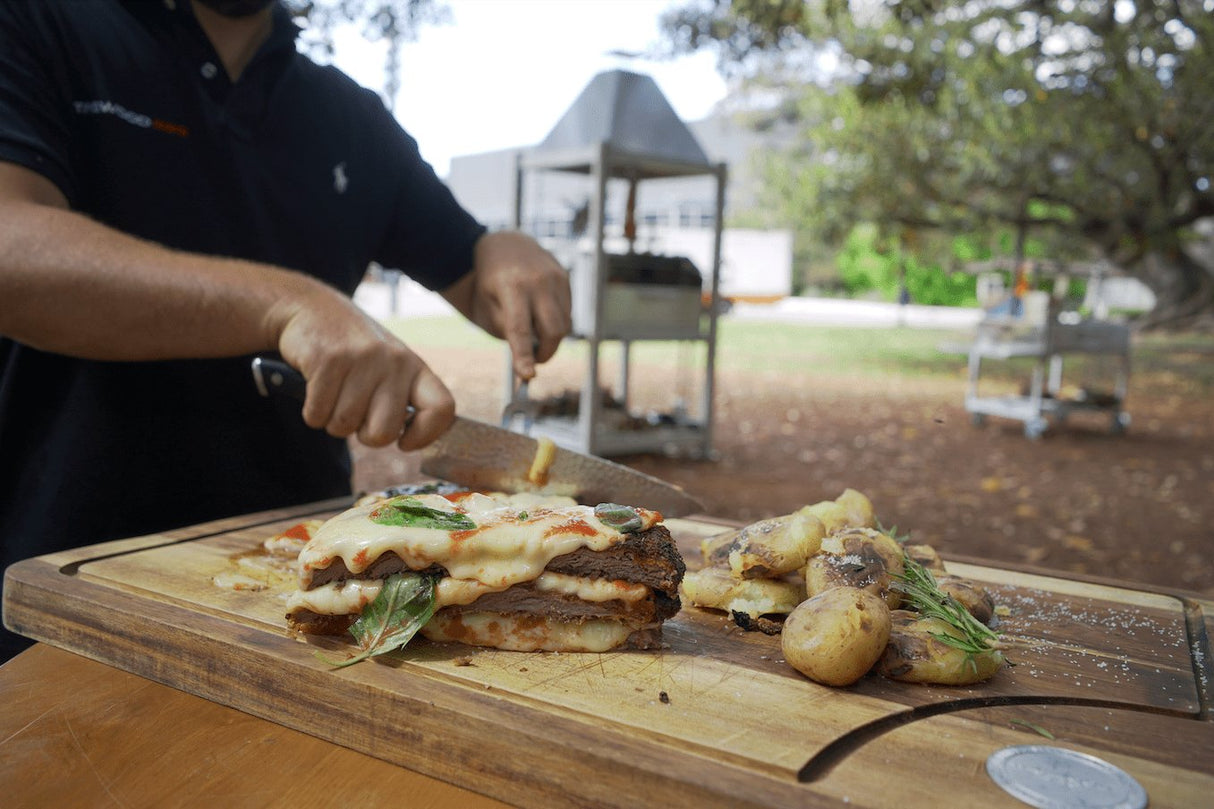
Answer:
[683,488,1007,689]
[877,610,1005,685]
[698,488,875,574]
[700,531,737,567]
[679,566,805,619]
[833,488,877,529]
[936,575,996,625]
[903,543,946,573]
[782,587,891,687]
[803,527,906,609]
[728,510,825,579]
[799,488,875,534]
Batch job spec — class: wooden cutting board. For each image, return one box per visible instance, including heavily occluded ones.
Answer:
[5,500,1213,809]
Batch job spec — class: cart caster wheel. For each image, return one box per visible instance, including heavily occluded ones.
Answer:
[1111,412,1130,434]
[971,413,986,426]
[1024,418,1047,440]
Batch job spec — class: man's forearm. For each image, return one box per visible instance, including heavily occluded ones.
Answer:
[0,196,330,361]
[0,191,459,450]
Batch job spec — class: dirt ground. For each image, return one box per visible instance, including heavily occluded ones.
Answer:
[350,336,1214,598]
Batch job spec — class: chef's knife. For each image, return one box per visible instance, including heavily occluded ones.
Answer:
[251,357,704,516]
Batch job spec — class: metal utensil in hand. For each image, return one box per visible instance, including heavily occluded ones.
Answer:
[501,338,543,434]
[501,378,540,434]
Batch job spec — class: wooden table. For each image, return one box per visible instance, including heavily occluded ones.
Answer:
[0,643,509,809]
[4,501,1213,808]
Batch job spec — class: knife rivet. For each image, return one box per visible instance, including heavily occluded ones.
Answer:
[270,372,283,386]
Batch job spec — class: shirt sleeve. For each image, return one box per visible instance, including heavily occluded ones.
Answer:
[0,3,78,202]
[370,106,487,292]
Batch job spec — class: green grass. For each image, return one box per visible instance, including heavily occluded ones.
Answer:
[388,315,501,350]
[711,321,972,378]
[386,315,1214,395]
[389,316,971,375]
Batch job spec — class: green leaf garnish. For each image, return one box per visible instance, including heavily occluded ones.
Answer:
[1009,719,1055,740]
[892,554,1004,658]
[316,572,437,669]
[370,497,476,531]
[594,503,643,533]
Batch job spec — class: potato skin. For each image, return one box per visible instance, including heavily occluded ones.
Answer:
[804,527,906,609]
[935,575,995,625]
[903,543,946,573]
[834,488,876,529]
[782,587,892,687]
[798,500,853,534]
[729,510,825,579]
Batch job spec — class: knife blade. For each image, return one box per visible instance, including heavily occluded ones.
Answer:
[251,357,704,516]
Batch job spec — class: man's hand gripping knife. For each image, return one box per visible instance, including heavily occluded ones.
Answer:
[275,231,570,452]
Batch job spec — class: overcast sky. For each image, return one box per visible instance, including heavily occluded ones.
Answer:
[330,0,728,177]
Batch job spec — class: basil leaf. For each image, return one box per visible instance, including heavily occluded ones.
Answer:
[370,497,476,531]
[594,503,643,533]
[316,572,437,669]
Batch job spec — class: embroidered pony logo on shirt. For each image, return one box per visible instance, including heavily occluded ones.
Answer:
[333,162,349,194]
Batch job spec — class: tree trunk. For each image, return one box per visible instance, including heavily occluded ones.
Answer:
[1132,243,1214,331]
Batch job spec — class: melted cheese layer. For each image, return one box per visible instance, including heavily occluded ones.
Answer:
[297,494,661,591]
[288,578,384,616]
[286,572,648,616]
[421,612,637,653]
[534,572,648,603]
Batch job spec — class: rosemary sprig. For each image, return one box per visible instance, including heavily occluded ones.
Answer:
[878,520,911,545]
[892,554,1003,656]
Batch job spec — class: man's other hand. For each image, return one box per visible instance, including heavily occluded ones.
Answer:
[441,231,572,381]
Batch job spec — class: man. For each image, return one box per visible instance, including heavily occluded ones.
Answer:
[0,0,572,659]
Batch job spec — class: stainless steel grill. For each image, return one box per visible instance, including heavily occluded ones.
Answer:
[509,69,727,458]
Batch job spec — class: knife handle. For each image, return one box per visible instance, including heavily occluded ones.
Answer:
[251,356,307,402]
[251,356,418,429]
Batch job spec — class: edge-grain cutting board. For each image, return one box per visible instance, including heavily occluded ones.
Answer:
[5,500,1213,808]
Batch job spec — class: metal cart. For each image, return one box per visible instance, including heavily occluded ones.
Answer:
[964,310,1131,439]
[505,70,726,458]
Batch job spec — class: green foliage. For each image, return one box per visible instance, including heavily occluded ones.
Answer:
[836,224,896,295]
[905,258,979,308]
[834,224,977,306]
[659,0,1214,322]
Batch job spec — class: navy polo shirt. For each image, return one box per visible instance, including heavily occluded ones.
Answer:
[0,0,486,651]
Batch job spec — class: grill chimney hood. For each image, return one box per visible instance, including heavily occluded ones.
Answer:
[530,69,712,177]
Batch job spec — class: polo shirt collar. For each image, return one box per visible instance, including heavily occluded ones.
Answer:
[121,0,301,85]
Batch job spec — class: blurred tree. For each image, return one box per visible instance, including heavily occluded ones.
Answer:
[286,0,450,112]
[660,1,1214,327]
